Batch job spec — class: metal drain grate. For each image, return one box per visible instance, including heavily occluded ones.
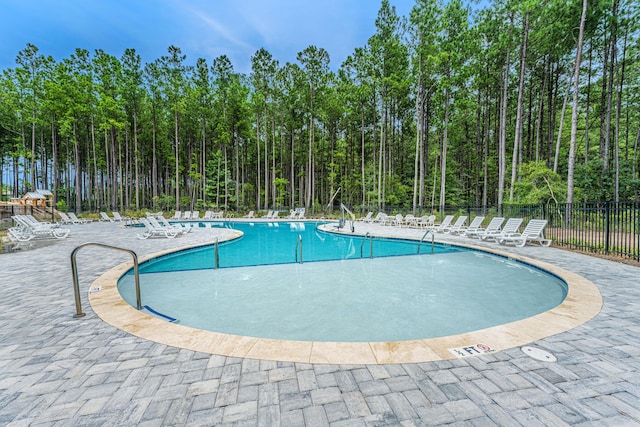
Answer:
[522,346,557,362]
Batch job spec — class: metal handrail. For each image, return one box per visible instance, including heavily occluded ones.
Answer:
[295,234,303,263]
[360,232,373,258]
[213,237,220,268]
[71,242,142,318]
[417,230,435,254]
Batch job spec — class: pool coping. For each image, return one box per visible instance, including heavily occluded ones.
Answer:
[88,225,602,364]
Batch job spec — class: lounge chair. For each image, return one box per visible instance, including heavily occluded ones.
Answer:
[357,212,373,222]
[58,212,75,224]
[263,210,273,219]
[480,218,523,241]
[171,211,181,220]
[497,219,552,247]
[68,212,91,224]
[430,215,454,232]
[9,215,70,241]
[203,211,213,220]
[369,212,386,224]
[392,214,404,227]
[417,215,436,228]
[191,211,200,219]
[99,212,114,222]
[464,217,504,238]
[137,218,179,239]
[271,211,280,219]
[244,211,255,218]
[403,214,418,227]
[112,212,131,222]
[182,211,192,220]
[449,216,484,235]
[155,215,191,234]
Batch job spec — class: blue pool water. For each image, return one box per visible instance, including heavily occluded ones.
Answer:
[118,222,568,342]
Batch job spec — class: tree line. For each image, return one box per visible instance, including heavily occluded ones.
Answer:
[0,0,639,214]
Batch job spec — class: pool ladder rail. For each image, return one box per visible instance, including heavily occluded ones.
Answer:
[418,230,435,254]
[71,242,142,318]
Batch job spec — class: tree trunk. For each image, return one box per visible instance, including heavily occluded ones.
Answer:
[567,0,588,206]
[509,13,529,202]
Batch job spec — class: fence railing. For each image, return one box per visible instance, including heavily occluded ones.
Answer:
[347,201,640,262]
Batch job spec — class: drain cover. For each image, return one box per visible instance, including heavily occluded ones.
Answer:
[522,346,557,362]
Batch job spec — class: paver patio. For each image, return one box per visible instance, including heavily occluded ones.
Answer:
[1,220,639,426]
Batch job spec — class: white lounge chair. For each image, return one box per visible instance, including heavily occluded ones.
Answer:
[271,211,280,219]
[191,211,200,219]
[430,215,454,232]
[58,212,75,224]
[370,212,386,224]
[182,211,192,220]
[263,210,273,219]
[68,212,91,224]
[203,211,214,220]
[480,218,524,242]
[9,215,70,241]
[99,212,114,222]
[155,215,191,234]
[243,211,255,218]
[171,211,181,220]
[417,215,436,228]
[357,212,373,222]
[392,214,404,227]
[449,216,484,235]
[403,214,418,227]
[497,219,552,247]
[464,217,504,238]
[137,218,179,239]
[112,212,131,222]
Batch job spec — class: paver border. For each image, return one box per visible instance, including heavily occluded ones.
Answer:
[89,225,602,364]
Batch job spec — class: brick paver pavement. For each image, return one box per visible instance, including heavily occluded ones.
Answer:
[1,220,639,426]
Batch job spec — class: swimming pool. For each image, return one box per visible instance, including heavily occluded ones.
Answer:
[117,222,568,342]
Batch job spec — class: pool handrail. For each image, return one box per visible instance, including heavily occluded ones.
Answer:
[71,242,142,317]
[360,232,373,258]
[418,230,435,254]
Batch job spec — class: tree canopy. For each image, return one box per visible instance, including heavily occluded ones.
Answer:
[1,0,639,214]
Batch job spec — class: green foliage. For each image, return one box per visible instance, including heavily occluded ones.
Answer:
[510,161,567,204]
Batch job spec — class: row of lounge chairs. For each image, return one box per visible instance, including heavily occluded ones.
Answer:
[137,214,193,239]
[357,212,551,247]
[8,215,70,241]
[170,210,225,220]
[99,212,131,222]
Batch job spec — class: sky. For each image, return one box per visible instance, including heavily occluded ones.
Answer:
[1,0,416,75]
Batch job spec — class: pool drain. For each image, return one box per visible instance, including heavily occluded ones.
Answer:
[522,346,557,362]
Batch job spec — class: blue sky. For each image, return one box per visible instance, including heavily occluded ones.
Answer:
[1,0,416,74]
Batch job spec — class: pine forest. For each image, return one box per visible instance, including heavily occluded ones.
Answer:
[1,0,639,215]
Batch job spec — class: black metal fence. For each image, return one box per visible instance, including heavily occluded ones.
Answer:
[350,201,640,262]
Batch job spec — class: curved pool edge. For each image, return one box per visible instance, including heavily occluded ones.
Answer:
[88,224,602,365]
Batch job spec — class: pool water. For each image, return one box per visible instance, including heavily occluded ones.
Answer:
[118,222,568,342]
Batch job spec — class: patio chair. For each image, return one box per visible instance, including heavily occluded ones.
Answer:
[10,215,70,241]
[68,212,91,224]
[263,210,273,219]
[58,212,75,224]
[392,214,404,227]
[99,212,114,222]
[480,218,523,242]
[182,211,192,220]
[497,219,552,247]
[112,212,131,222]
[155,215,191,234]
[244,211,255,218]
[171,211,181,220]
[417,215,436,228]
[403,214,418,227]
[203,211,214,220]
[356,212,373,222]
[464,217,504,239]
[136,218,179,239]
[430,215,455,232]
[449,216,485,235]
[191,211,200,219]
